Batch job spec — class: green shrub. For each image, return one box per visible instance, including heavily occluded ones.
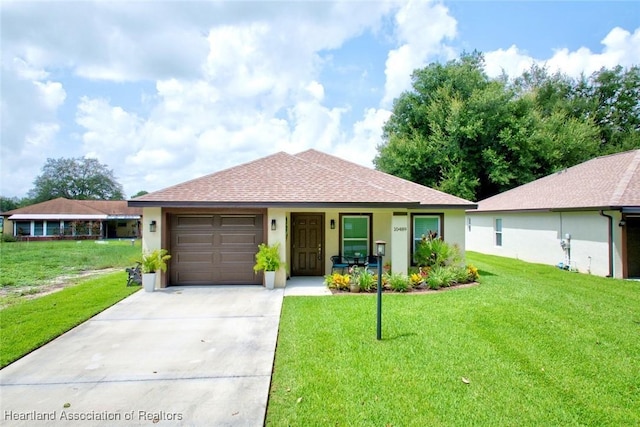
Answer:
[414,235,461,268]
[426,266,456,289]
[141,249,171,273]
[351,266,376,292]
[450,265,471,284]
[0,234,18,243]
[253,242,283,272]
[387,272,410,292]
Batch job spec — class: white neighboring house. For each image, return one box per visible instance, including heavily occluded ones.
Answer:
[466,149,640,279]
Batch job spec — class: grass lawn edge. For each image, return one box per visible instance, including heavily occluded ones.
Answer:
[0,271,140,369]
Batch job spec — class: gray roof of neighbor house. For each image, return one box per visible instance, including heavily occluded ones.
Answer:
[4,198,142,219]
[473,149,640,213]
[129,150,476,209]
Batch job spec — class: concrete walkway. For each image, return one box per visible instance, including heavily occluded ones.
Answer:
[0,286,284,427]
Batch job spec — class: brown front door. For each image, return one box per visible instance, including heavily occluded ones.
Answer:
[291,213,324,276]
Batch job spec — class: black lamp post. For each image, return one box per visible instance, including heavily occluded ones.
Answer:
[375,240,386,340]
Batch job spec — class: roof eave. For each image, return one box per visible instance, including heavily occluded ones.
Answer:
[469,205,630,214]
[128,200,472,209]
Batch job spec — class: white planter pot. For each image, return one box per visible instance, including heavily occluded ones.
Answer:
[264,271,276,290]
[142,273,156,292]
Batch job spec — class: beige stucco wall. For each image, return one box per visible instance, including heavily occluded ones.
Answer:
[142,207,163,253]
[466,210,624,278]
[143,206,469,288]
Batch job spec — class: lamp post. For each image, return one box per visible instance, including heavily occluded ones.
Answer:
[375,240,386,340]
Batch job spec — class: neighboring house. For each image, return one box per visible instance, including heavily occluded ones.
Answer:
[2,198,142,240]
[128,150,476,288]
[466,149,640,279]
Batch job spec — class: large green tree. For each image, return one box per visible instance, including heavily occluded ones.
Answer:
[374,52,636,201]
[28,157,125,202]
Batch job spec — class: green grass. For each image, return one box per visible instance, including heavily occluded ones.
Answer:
[267,252,640,426]
[0,272,139,368]
[0,239,141,288]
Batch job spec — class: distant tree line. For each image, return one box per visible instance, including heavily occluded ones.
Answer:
[375,51,639,201]
[1,157,148,211]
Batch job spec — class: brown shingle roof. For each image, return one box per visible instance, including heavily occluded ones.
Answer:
[131,150,476,208]
[295,150,473,206]
[474,149,640,212]
[4,198,142,217]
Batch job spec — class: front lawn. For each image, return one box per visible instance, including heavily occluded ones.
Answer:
[0,272,139,368]
[267,252,640,426]
[0,239,141,307]
[0,239,141,288]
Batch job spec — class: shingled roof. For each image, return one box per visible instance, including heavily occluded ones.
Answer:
[474,149,640,212]
[4,198,142,218]
[130,150,476,209]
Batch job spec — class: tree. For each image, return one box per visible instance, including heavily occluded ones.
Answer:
[130,190,149,199]
[571,65,640,153]
[375,53,613,201]
[0,196,20,212]
[28,157,125,202]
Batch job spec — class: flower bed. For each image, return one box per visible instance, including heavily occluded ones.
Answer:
[324,236,479,293]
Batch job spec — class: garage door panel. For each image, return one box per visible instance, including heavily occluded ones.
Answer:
[220,216,259,227]
[220,233,259,245]
[175,215,214,228]
[220,251,255,264]
[175,233,215,246]
[176,251,214,263]
[174,270,216,284]
[170,214,263,285]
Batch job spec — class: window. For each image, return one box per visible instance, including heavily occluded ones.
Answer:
[495,218,503,246]
[467,217,471,232]
[46,221,60,236]
[33,221,44,236]
[412,215,442,253]
[15,221,31,236]
[342,215,370,258]
[63,221,74,236]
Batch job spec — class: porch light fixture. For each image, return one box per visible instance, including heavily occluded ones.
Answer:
[149,220,157,233]
[375,240,386,257]
[330,219,335,229]
[619,220,626,227]
[271,219,277,231]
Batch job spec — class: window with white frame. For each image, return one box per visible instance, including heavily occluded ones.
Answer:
[412,214,442,253]
[342,215,370,258]
[495,218,503,246]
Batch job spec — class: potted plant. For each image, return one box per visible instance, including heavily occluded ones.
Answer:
[141,249,171,292]
[253,242,283,289]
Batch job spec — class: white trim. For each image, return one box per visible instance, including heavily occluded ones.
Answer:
[8,214,107,220]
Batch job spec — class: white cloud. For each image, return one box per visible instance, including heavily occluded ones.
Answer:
[381,0,457,106]
[334,107,392,166]
[0,58,66,196]
[485,26,640,78]
[2,0,638,201]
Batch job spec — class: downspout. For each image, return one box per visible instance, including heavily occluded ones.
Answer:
[599,210,613,277]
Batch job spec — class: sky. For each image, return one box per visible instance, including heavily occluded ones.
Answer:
[1,0,639,199]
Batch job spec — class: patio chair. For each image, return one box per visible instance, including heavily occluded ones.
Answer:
[331,255,350,274]
[366,255,380,271]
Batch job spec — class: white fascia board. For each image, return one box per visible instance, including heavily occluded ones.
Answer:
[8,214,108,220]
[107,215,141,220]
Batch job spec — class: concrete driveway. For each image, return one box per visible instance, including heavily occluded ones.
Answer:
[0,286,284,426]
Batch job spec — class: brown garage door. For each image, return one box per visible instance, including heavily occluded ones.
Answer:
[170,214,264,285]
